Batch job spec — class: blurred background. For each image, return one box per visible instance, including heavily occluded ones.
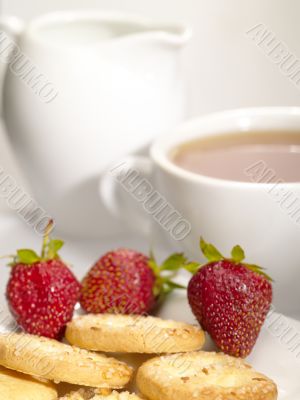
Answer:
[1,0,300,211]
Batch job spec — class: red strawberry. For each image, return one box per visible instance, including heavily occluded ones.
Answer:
[80,249,191,315]
[187,238,272,358]
[6,220,81,339]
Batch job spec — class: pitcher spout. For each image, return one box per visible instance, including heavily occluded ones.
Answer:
[151,24,192,47]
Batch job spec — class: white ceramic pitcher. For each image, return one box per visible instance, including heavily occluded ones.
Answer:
[0,11,191,236]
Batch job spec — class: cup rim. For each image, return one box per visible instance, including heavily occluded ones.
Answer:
[151,106,300,189]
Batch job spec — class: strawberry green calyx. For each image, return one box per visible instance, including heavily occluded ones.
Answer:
[9,219,64,266]
[195,237,273,282]
[200,237,225,262]
[149,252,198,303]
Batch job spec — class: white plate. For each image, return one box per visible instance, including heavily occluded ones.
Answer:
[0,213,299,399]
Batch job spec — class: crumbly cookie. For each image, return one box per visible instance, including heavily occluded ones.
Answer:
[136,351,278,400]
[0,365,57,399]
[0,333,132,388]
[66,314,205,353]
[60,389,112,399]
[60,390,142,399]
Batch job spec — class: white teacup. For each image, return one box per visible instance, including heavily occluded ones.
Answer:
[103,107,300,318]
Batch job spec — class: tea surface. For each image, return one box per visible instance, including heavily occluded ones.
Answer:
[171,132,300,182]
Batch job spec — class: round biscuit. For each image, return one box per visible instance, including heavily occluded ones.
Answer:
[136,351,278,400]
[66,314,205,354]
[0,333,132,388]
[0,365,57,400]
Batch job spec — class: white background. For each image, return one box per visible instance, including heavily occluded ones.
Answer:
[0,0,300,210]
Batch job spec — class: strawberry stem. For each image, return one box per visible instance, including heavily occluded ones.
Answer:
[41,219,54,259]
